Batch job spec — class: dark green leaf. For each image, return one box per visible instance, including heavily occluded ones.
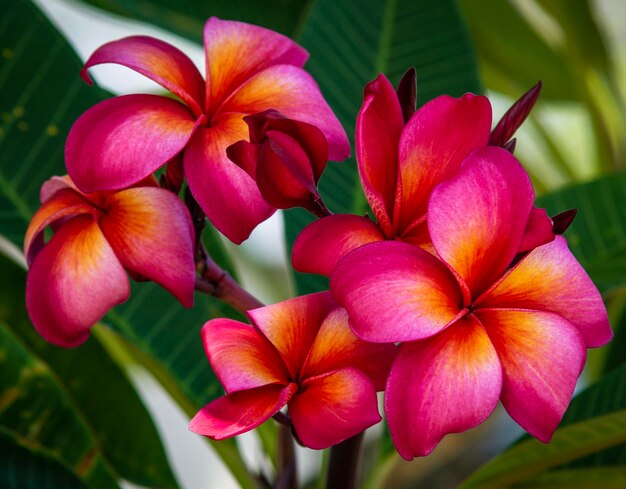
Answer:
[79,0,309,41]
[512,466,626,488]
[0,429,90,489]
[603,293,626,372]
[285,0,482,294]
[0,321,120,489]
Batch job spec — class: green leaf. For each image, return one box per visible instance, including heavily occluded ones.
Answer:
[0,321,120,489]
[460,409,626,489]
[511,466,626,488]
[284,0,482,294]
[535,171,626,294]
[0,429,90,489]
[603,292,626,372]
[79,0,310,42]
[0,254,180,488]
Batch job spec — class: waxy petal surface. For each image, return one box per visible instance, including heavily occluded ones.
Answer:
[99,187,195,307]
[478,236,612,347]
[247,292,335,379]
[190,383,297,440]
[385,315,502,459]
[301,307,397,390]
[66,94,197,193]
[519,207,554,253]
[356,74,404,235]
[218,65,350,161]
[428,147,534,298]
[81,36,205,116]
[395,94,492,232]
[184,113,274,244]
[26,216,129,348]
[478,308,586,442]
[331,241,462,342]
[200,319,288,393]
[292,214,385,276]
[203,17,308,115]
[289,368,381,450]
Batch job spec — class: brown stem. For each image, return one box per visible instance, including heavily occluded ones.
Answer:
[274,423,297,489]
[325,433,364,489]
[309,195,333,219]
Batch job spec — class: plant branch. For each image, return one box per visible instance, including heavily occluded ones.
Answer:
[325,433,364,489]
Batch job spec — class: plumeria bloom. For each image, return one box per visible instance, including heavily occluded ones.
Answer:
[228,110,331,216]
[66,17,349,244]
[24,176,195,348]
[189,292,396,449]
[331,147,612,459]
[293,74,552,275]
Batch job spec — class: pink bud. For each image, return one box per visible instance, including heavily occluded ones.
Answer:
[489,81,542,148]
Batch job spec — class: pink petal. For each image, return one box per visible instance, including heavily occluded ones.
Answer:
[300,307,397,391]
[66,94,198,193]
[291,214,385,276]
[183,113,274,244]
[478,308,586,442]
[247,292,336,379]
[356,74,404,236]
[216,65,350,161]
[428,147,534,298]
[289,368,381,450]
[331,241,462,342]
[190,383,297,440]
[39,175,77,202]
[519,207,554,253]
[24,188,95,265]
[385,315,502,459]
[26,216,129,348]
[477,236,612,348]
[203,16,308,115]
[81,36,205,116]
[394,93,492,233]
[200,319,288,393]
[99,187,195,307]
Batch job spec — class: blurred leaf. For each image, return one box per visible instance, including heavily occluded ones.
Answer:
[460,409,626,488]
[0,321,120,489]
[0,254,180,488]
[0,430,90,489]
[79,0,310,41]
[284,0,482,295]
[458,0,578,100]
[603,293,626,373]
[512,466,626,488]
[535,171,626,295]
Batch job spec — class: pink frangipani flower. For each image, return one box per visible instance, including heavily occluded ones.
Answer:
[189,292,396,449]
[66,17,350,244]
[24,176,195,348]
[331,147,612,459]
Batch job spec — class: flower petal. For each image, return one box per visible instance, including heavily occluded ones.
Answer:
[331,241,462,342]
[428,147,534,297]
[26,216,129,347]
[200,319,288,393]
[183,114,274,244]
[385,315,502,459]
[301,307,397,391]
[66,94,198,193]
[190,383,297,440]
[247,292,336,379]
[203,16,308,115]
[478,308,586,442]
[291,214,385,276]
[356,74,404,235]
[394,93,492,233]
[99,187,195,307]
[478,236,612,348]
[24,188,95,265]
[81,36,205,116]
[217,64,350,161]
[289,368,381,450]
[519,207,554,253]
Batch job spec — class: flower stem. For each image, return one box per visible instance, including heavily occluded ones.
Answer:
[325,433,364,489]
[275,423,297,489]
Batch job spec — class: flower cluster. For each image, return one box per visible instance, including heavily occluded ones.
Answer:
[24,16,611,463]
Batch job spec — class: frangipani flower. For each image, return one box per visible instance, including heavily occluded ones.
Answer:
[189,292,396,449]
[66,17,350,244]
[24,176,195,348]
[331,147,612,459]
